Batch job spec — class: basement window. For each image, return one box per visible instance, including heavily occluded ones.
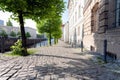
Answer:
[116,0,120,27]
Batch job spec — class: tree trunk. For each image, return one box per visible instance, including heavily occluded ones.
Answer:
[54,38,57,44]
[57,38,58,43]
[18,11,28,56]
[49,33,52,46]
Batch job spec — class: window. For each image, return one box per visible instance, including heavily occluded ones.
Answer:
[75,12,77,22]
[84,0,88,5]
[78,5,81,18]
[78,27,80,36]
[116,0,120,27]
[91,3,99,32]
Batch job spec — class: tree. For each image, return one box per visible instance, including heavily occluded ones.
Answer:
[6,19,13,26]
[10,31,16,37]
[0,0,65,56]
[52,27,62,44]
[37,17,62,46]
[25,32,31,38]
[0,30,8,37]
[17,31,21,38]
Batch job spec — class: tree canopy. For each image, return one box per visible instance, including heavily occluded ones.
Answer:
[0,30,8,37]
[0,0,65,20]
[10,31,16,37]
[6,19,13,26]
[37,17,63,45]
[25,32,31,38]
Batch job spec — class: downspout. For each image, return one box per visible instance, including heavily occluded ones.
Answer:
[115,0,117,27]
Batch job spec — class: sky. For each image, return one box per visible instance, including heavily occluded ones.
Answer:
[0,11,37,29]
[0,0,68,29]
[62,0,68,24]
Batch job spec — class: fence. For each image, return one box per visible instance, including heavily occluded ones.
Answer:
[0,37,47,53]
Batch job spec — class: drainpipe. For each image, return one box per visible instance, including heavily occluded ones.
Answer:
[115,0,117,27]
[81,25,84,52]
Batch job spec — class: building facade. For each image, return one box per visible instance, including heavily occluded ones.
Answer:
[0,20,4,26]
[63,22,69,43]
[83,0,120,59]
[0,26,37,38]
[25,27,37,39]
[61,24,64,41]
[68,0,84,47]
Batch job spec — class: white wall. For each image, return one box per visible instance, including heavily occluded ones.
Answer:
[68,0,84,45]
[63,22,69,42]
[0,26,37,38]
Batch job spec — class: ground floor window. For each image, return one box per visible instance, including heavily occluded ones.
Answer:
[116,0,120,27]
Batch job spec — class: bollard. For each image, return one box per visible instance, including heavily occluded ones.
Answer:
[81,41,83,52]
[40,42,41,47]
[104,40,107,63]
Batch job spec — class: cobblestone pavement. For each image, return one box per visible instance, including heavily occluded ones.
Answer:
[0,40,120,80]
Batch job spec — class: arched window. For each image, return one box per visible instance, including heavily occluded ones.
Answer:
[91,2,99,33]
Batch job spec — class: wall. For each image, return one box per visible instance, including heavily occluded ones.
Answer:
[0,20,4,26]
[68,0,84,46]
[63,22,69,43]
[25,27,37,39]
[83,0,107,54]
[83,0,120,59]
[0,26,37,39]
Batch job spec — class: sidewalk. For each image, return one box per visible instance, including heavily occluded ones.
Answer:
[0,40,120,80]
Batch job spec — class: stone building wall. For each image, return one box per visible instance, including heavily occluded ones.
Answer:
[105,0,120,58]
[83,0,120,59]
[83,0,102,51]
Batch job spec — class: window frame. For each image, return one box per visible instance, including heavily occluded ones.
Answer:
[116,0,120,27]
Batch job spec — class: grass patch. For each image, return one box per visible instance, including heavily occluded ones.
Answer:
[4,48,38,57]
[96,56,105,65]
[27,48,37,55]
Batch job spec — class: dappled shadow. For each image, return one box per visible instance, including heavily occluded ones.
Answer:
[34,53,87,62]
[31,53,107,79]
[33,64,98,80]
[53,45,72,48]
[15,52,116,80]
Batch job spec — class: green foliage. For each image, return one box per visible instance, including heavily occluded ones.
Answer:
[6,19,13,26]
[4,49,37,57]
[0,0,65,54]
[52,27,62,44]
[25,32,31,38]
[96,57,105,65]
[37,17,62,34]
[17,31,21,37]
[10,40,23,56]
[0,0,65,21]
[52,27,62,39]
[0,30,8,37]
[10,31,16,37]
[37,17,62,45]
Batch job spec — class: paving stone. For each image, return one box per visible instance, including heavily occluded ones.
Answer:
[0,40,119,80]
[0,77,9,80]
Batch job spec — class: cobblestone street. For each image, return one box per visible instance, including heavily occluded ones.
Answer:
[0,40,120,80]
